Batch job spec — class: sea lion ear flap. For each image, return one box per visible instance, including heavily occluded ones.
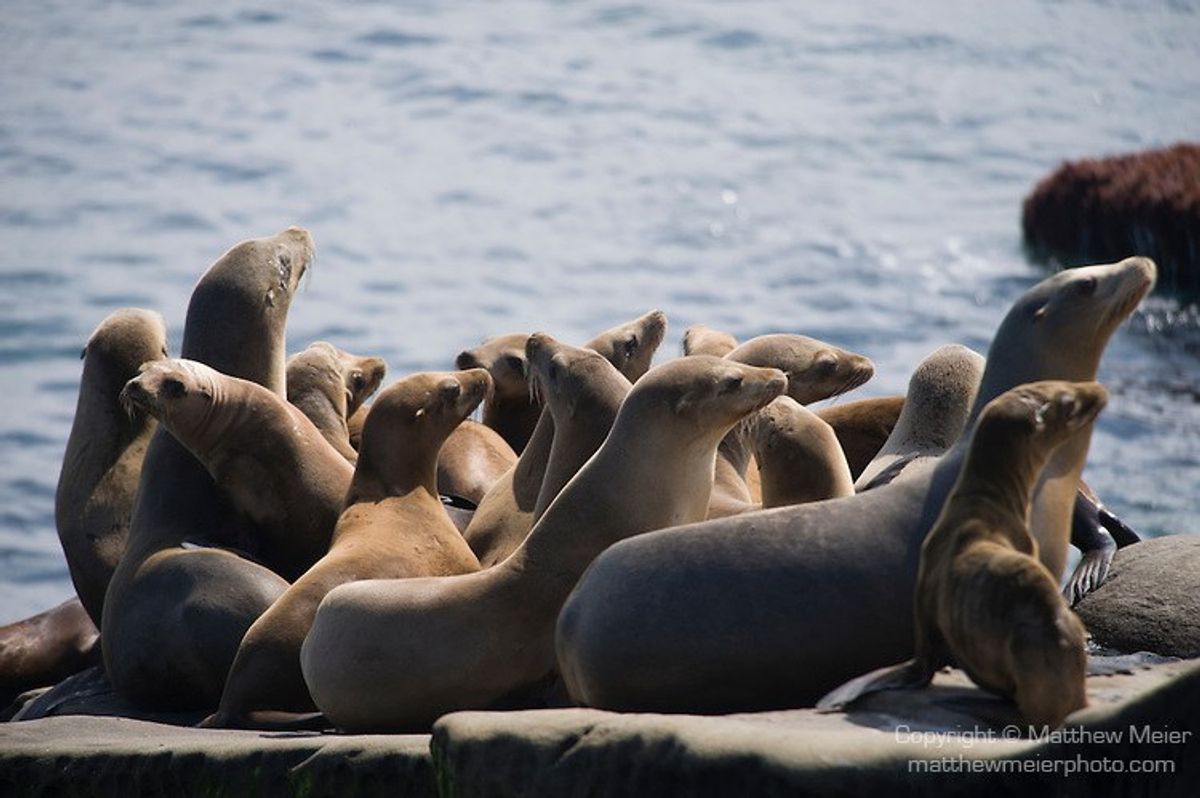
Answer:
[1032,304,1048,322]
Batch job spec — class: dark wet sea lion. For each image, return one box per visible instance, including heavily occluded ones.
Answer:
[555,257,1155,714]
[818,381,1106,729]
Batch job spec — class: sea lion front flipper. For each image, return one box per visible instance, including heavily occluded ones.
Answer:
[816,658,932,712]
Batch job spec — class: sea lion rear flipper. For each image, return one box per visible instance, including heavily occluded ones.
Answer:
[1097,507,1141,548]
[816,658,931,713]
[1063,546,1115,606]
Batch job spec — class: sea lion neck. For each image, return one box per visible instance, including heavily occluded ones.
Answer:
[953,420,1057,527]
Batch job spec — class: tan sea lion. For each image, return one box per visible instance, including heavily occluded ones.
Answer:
[814,397,904,480]
[286,342,386,464]
[300,356,786,730]
[854,345,986,491]
[121,358,353,581]
[818,381,1106,728]
[55,308,168,626]
[437,421,517,506]
[0,599,100,709]
[752,397,854,508]
[707,333,875,518]
[555,257,1155,713]
[200,369,489,729]
[456,333,540,453]
[682,323,738,357]
[463,311,666,567]
[102,227,314,710]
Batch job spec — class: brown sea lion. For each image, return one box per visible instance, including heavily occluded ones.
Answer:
[286,342,386,464]
[854,345,986,491]
[102,227,314,710]
[120,358,352,581]
[555,257,1155,714]
[56,308,168,626]
[813,397,904,480]
[455,333,540,453]
[463,311,666,567]
[300,356,786,730]
[752,397,854,508]
[707,333,875,518]
[682,323,739,357]
[200,370,489,729]
[818,381,1106,728]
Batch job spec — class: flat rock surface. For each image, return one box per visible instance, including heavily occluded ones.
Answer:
[4,656,1193,796]
[1076,534,1200,658]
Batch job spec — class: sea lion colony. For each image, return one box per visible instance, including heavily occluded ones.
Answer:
[0,227,1158,731]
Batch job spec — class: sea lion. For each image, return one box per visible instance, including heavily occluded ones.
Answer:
[0,599,100,709]
[102,227,313,710]
[814,397,904,480]
[752,397,854,508]
[854,345,986,492]
[437,421,517,506]
[1063,481,1141,605]
[55,308,168,626]
[456,333,540,453]
[463,311,666,567]
[682,323,738,357]
[555,256,1155,713]
[200,370,489,729]
[120,358,353,581]
[286,341,386,464]
[818,381,1106,728]
[300,356,786,730]
[707,334,875,518]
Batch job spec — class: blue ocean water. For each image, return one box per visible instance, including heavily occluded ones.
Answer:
[1,1,1198,623]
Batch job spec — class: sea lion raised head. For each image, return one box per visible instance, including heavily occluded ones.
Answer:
[287,342,387,464]
[183,226,313,396]
[726,333,874,405]
[456,332,536,452]
[356,369,492,496]
[583,309,667,382]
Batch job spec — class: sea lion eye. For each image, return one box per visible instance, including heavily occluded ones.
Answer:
[814,354,838,374]
[350,371,366,392]
[623,335,638,357]
[1076,276,1098,296]
[719,374,743,394]
[161,377,187,399]
[503,354,525,376]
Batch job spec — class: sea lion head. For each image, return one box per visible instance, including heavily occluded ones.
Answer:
[615,355,787,449]
[343,352,387,417]
[456,333,531,403]
[287,342,353,420]
[584,310,668,382]
[726,334,875,405]
[682,323,738,358]
[181,226,314,392]
[980,380,1109,452]
[119,359,221,435]
[81,308,169,393]
[898,344,986,451]
[361,368,493,460]
[983,257,1156,398]
[526,333,631,423]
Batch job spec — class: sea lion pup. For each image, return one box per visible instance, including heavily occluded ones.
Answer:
[0,598,100,708]
[555,257,1155,714]
[121,359,353,581]
[818,381,1107,728]
[200,369,489,729]
[682,323,738,357]
[56,308,168,626]
[706,333,875,518]
[814,396,905,480]
[456,332,540,453]
[286,342,386,464]
[301,357,786,730]
[855,345,986,492]
[463,311,667,567]
[436,421,517,506]
[102,227,313,710]
[752,397,854,508]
